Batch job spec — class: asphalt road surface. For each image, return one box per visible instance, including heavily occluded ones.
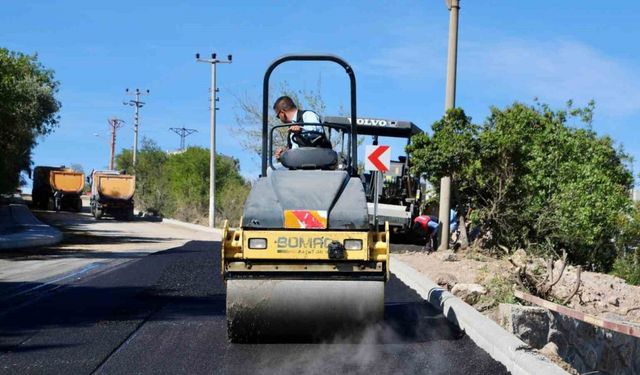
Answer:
[0,210,509,375]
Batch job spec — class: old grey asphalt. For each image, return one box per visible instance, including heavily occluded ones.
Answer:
[0,235,509,374]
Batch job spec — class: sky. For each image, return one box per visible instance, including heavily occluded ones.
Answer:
[2,0,640,188]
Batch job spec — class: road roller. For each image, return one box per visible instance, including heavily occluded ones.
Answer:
[221,55,390,342]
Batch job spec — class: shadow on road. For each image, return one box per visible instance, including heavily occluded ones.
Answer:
[0,240,224,354]
[0,209,187,261]
[0,230,182,261]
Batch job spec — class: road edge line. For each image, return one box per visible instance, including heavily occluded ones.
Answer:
[390,255,569,375]
[159,217,223,236]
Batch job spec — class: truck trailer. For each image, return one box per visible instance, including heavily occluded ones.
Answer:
[32,166,84,212]
[90,170,135,220]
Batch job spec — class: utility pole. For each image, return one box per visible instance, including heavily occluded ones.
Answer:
[124,88,150,166]
[169,127,198,151]
[439,0,460,250]
[196,52,232,228]
[108,118,125,170]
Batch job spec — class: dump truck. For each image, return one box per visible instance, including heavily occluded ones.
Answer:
[31,166,84,211]
[90,170,135,220]
[222,55,390,342]
[324,116,424,236]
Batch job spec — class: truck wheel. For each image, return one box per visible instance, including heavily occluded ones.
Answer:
[94,208,103,220]
[75,199,82,212]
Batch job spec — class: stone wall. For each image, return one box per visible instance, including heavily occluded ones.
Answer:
[499,304,640,375]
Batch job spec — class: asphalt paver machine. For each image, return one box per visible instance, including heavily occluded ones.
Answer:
[324,116,424,236]
[221,55,390,342]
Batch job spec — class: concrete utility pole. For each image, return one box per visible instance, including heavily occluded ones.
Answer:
[124,88,150,166]
[196,52,232,228]
[439,0,460,250]
[169,127,198,151]
[108,118,125,170]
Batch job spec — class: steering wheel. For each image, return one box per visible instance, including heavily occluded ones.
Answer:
[289,130,331,148]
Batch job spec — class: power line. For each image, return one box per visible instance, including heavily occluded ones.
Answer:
[169,127,198,151]
[196,52,233,228]
[123,88,150,166]
[108,118,125,170]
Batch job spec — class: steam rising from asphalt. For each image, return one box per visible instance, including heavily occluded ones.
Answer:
[252,318,451,375]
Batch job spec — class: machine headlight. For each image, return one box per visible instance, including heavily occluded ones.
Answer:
[248,238,267,249]
[343,239,363,250]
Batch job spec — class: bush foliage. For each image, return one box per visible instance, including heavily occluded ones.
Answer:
[0,48,60,193]
[116,139,250,225]
[408,102,635,273]
[612,202,640,285]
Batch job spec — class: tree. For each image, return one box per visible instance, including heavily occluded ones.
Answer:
[115,140,251,225]
[408,101,634,271]
[407,108,481,248]
[0,48,60,193]
[69,163,84,174]
[164,147,209,221]
[232,80,332,156]
[115,148,133,173]
[612,201,640,285]
[116,138,170,214]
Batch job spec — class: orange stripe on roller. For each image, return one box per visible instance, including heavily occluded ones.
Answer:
[283,210,327,229]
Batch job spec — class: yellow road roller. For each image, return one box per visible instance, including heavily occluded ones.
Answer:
[222,55,389,342]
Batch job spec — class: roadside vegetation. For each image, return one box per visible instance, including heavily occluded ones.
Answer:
[116,139,250,226]
[408,101,639,285]
[0,48,60,195]
[612,201,640,284]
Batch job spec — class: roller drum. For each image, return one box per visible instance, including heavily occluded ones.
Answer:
[226,279,384,342]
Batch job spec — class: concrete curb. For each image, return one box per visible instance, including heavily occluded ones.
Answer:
[390,256,569,375]
[159,217,223,236]
[0,205,63,250]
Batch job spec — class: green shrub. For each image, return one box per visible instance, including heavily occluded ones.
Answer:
[116,140,251,225]
[486,275,516,305]
[0,48,60,193]
[612,250,640,285]
[408,102,634,271]
[612,202,640,285]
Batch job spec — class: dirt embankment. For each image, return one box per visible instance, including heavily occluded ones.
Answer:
[394,249,640,326]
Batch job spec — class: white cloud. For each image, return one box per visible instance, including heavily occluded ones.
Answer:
[462,38,640,116]
[364,42,446,79]
[357,21,448,80]
[363,34,640,117]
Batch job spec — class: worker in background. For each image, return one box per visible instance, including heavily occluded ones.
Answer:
[413,209,458,251]
[273,95,326,160]
[413,215,441,251]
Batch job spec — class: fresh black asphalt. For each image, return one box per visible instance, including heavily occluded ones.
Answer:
[0,240,510,374]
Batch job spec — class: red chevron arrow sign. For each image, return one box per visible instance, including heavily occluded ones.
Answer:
[365,145,391,172]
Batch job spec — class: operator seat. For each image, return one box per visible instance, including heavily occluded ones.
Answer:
[279,147,338,170]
